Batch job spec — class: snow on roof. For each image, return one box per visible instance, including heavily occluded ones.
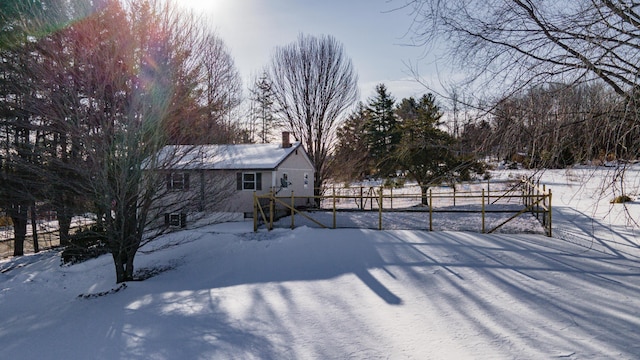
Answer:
[158,142,304,170]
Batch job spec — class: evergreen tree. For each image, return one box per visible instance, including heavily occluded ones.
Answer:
[394,94,457,205]
[331,102,371,182]
[365,84,398,177]
[0,0,64,255]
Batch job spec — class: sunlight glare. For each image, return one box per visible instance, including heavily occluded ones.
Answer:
[173,0,227,13]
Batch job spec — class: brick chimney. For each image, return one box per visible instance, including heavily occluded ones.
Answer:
[282,131,292,148]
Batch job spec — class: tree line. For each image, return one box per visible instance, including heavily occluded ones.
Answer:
[400,0,640,169]
[459,82,638,169]
[330,78,637,200]
[331,83,486,204]
[0,0,243,282]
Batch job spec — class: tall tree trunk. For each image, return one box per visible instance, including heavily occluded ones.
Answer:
[113,246,136,283]
[10,204,28,256]
[30,203,39,253]
[112,205,139,283]
[113,251,127,283]
[421,185,430,206]
[57,204,72,247]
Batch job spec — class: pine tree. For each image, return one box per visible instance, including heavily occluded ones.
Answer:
[365,84,398,177]
[332,102,371,182]
[395,94,457,205]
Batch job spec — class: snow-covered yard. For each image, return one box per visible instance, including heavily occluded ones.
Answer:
[1,167,639,359]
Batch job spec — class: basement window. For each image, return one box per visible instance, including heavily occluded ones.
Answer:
[165,213,186,228]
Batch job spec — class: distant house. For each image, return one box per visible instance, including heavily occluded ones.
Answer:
[155,132,315,227]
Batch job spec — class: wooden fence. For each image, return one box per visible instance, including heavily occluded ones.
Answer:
[0,211,94,259]
[254,178,552,236]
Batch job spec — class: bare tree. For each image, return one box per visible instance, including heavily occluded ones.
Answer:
[268,34,359,201]
[248,71,277,143]
[401,0,640,184]
[402,0,640,100]
[487,83,629,167]
[180,32,243,144]
[8,0,236,282]
[79,0,235,282]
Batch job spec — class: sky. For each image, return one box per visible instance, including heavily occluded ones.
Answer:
[176,0,440,102]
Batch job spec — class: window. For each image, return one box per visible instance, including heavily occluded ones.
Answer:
[244,173,256,190]
[164,213,187,228]
[167,173,189,191]
[237,172,262,191]
[169,213,181,226]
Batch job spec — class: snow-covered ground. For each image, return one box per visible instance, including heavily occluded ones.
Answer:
[1,168,639,359]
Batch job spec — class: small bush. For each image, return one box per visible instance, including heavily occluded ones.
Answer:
[61,225,108,264]
[383,178,405,188]
[383,178,393,188]
[0,216,13,227]
[610,195,632,204]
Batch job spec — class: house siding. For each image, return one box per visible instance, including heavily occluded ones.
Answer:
[154,142,315,225]
[270,149,315,208]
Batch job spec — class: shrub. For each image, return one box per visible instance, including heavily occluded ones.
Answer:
[61,225,108,264]
[610,195,632,204]
[0,216,13,227]
[383,178,405,188]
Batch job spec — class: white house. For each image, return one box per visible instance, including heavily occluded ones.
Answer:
[156,132,315,226]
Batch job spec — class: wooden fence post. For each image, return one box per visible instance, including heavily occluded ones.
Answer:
[291,191,295,229]
[482,188,485,233]
[541,184,546,225]
[333,187,337,229]
[523,177,528,208]
[253,191,258,232]
[487,179,490,204]
[429,189,433,231]
[548,190,553,237]
[270,190,275,230]
[536,180,541,220]
[379,186,383,230]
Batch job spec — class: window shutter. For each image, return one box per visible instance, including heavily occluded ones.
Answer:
[166,174,172,190]
[164,213,170,226]
[256,173,262,190]
[180,213,187,228]
[184,173,190,190]
[237,172,242,190]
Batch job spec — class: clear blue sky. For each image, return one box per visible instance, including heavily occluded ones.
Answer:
[177,0,439,102]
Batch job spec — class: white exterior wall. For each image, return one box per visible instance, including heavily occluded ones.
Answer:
[231,170,269,214]
[233,147,315,214]
[157,144,316,223]
[270,147,315,206]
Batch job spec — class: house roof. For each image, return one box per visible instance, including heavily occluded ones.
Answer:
[156,142,309,170]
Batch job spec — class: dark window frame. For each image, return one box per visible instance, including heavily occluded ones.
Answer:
[167,172,190,191]
[237,172,262,191]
